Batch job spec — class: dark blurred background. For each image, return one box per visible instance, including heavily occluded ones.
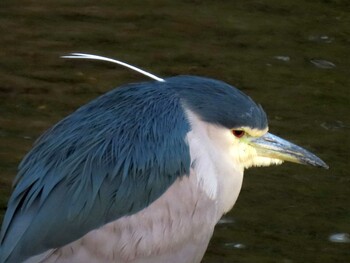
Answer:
[0,0,349,262]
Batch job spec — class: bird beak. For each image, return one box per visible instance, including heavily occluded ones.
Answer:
[248,133,329,169]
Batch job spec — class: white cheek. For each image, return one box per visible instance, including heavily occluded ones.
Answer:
[224,137,252,172]
[185,110,245,214]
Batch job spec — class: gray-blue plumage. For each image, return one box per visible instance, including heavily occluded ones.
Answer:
[0,76,267,263]
[168,76,267,130]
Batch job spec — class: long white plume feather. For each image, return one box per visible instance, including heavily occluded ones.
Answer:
[61,53,165,82]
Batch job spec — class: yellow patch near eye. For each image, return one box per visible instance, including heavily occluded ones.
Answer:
[234,127,268,137]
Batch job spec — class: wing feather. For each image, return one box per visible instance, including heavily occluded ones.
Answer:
[0,80,191,263]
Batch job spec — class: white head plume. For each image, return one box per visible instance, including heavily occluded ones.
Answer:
[61,53,165,82]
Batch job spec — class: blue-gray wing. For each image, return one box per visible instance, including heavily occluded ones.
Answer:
[0,81,191,263]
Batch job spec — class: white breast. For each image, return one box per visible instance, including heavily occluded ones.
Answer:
[27,171,219,263]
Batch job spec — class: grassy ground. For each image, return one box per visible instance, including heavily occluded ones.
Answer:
[0,0,349,262]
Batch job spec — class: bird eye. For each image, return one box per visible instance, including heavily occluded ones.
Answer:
[232,130,245,138]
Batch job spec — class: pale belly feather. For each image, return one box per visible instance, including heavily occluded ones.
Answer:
[27,171,221,263]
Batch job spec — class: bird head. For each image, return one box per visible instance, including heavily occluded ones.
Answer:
[169,76,328,172]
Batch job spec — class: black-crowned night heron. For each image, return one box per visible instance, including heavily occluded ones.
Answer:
[0,54,328,263]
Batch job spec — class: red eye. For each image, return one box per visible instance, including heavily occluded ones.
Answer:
[232,130,245,138]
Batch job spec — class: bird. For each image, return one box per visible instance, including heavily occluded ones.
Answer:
[0,53,328,263]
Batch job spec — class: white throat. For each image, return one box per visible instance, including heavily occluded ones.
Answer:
[185,110,244,214]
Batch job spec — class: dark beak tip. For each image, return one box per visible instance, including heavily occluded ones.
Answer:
[320,163,330,170]
[311,159,329,169]
[303,151,329,170]
[301,155,329,169]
